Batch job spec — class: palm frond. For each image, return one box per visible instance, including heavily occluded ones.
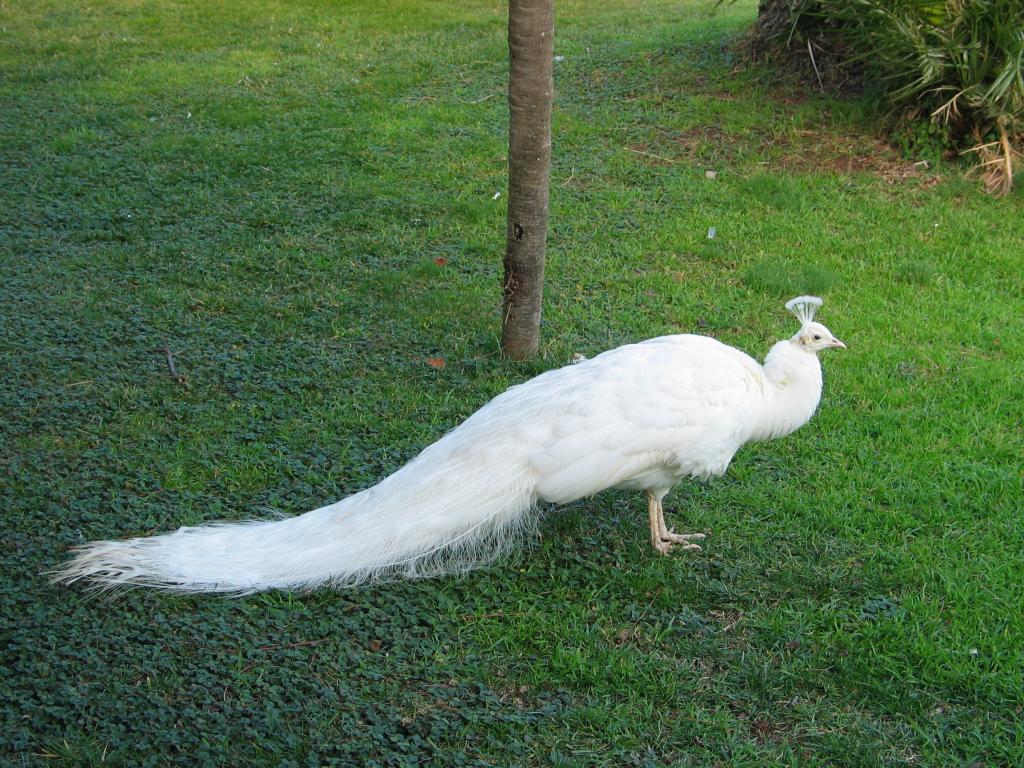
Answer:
[756,0,1023,191]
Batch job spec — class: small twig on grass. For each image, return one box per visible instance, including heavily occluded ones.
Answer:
[256,639,327,652]
[624,146,675,164]
[235,639,328,676]
[151,342,188,387]
[461,610,526,622]
[807,39,823,91]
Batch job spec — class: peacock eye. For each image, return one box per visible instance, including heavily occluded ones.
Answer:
[813,334,821,341]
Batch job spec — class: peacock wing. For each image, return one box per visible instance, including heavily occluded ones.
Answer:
[529,336,764,504]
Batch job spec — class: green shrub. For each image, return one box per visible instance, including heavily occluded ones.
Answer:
[756,0,1024,194]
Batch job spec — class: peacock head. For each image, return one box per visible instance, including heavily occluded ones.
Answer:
[785,296,846,354]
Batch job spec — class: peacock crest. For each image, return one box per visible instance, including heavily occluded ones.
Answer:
[784,295,824,326]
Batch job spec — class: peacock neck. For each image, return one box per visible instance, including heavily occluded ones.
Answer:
[750,340,824,442]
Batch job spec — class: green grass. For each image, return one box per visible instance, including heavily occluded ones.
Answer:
[2,0,1022,765]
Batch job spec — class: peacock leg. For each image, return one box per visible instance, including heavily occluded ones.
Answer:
[646,492,703,554]
[647,491,673,555]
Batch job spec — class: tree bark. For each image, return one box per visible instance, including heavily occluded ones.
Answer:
[501,0,554,360]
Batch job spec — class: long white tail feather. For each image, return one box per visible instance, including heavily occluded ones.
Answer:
[52,401,542,594]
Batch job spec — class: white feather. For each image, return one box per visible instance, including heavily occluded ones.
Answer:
[52,299,840,594]
[785,295,823,326]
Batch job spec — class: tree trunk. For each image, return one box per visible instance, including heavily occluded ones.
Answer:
[501,0,554,360]
[753,0,795,47]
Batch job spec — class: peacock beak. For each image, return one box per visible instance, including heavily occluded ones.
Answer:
[830,337,846,349]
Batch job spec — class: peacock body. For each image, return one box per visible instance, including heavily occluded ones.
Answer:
[52,296,844,593]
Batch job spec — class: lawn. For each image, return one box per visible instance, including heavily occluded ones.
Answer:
[2,0,1022,765]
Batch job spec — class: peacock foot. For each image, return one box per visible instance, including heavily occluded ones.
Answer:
[664,530,706,545]
[652,536,704,555]
[646,492,707,556]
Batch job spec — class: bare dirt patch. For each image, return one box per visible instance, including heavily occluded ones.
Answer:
[665,123,939,186]
[771,129,932,183]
